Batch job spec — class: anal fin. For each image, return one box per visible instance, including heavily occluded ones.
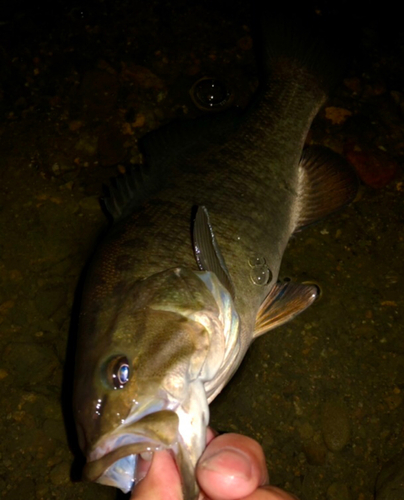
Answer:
[254,281,319,338]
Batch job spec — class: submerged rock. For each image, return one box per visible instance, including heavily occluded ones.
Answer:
[49,461,71,486]
[321,399,351,452]
[346,148,398,189]
[35,284,67,318]
[303,441,328,466]
[327,482,352,500]
[5,342,59,385]
[376,453,404,500]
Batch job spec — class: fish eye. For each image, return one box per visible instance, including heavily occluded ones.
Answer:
[105,356,130,389]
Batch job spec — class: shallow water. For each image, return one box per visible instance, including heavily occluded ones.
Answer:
[0,2,403,499]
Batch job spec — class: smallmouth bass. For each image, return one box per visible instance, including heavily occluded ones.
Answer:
[73,8,358,500]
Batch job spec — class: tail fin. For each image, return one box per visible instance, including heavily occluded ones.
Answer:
[256,3,350,94]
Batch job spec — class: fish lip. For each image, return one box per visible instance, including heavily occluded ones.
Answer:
[83,440,163,482]
[83,409,180,490]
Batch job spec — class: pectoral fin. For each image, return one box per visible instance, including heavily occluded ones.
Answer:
[192,206,235,297]
[254,281,319,338]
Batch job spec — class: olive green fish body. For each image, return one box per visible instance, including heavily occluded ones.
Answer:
[73,13,358,500]
[83,69,326,339]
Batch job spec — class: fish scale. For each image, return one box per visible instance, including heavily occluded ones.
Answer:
[73,9,358,500]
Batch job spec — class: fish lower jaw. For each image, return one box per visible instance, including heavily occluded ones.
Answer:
[84,409,181,493]
[85,439,177,493]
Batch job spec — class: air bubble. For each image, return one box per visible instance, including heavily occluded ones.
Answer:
[250,266,272,286]
[190,77,231,110]
[248,256,266,267]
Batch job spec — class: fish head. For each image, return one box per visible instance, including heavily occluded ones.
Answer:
[73,267,233,497]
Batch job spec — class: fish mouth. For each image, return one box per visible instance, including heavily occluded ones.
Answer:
[83,410,180,493]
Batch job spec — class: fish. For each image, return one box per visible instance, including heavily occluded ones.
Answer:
[72,8,358,500]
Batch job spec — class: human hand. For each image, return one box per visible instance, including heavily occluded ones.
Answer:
[130,430,298,500]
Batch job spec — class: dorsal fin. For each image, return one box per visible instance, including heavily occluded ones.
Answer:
[295,146,359,231]
[102,108,243,223]
[101,165,162,222]
[254,280,318,338]
[192,206,235,298]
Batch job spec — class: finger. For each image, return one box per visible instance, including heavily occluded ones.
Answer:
[196,433,269,500]
[206,427,218,444]
[130,450,182,500]
[262,486,299,500]
[131,428,215,500]
[242,486,300,500]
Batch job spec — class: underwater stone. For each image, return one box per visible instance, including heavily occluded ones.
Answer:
[321,399,351,452]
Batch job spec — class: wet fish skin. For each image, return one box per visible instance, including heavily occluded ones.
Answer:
[73,10,358,500]
[75,266,238,498]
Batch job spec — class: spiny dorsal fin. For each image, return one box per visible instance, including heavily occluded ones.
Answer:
[295,146,359,231]
[102,165,160,222]
[192,206,235,298]
[102,109,244,223]
[254,280,318,338]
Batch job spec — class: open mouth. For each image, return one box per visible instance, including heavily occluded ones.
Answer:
[83,410,180,494]
[84,440,168,492]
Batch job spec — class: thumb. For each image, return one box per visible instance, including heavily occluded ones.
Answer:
[196,433,268,500]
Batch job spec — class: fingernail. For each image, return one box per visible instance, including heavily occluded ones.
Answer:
[199,447,252,480]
